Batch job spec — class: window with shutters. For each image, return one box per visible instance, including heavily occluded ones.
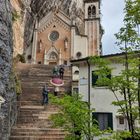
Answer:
[119,116,124,124]
[92,112,113,130]
[92,70,111,86]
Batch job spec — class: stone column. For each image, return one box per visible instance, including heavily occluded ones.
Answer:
[59,49,62,65]
[71,25,75,58]
[31,19,38,64]
[44,49,47,64]
[96,20,100,56]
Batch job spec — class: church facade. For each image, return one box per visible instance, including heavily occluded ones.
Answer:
[25,0,102,65]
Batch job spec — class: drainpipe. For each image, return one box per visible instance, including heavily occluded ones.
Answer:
[87,59,91,140]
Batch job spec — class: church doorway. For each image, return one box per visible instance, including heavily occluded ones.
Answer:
[49,61,57,66]
[48,51,58,66]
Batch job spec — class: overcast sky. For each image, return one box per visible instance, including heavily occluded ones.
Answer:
[101,0,125,55]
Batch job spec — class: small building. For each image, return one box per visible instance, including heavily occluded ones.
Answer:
[71,53,130,131]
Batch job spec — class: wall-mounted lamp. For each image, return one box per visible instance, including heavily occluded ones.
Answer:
[64,37,68,50]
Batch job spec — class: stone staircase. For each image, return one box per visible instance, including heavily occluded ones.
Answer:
[9,63,72,140]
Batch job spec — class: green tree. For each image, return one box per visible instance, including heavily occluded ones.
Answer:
[88,1,140,139]
[114,0,140,138]
[89,53,140,139]
[49,94,101,140]
[92,0,140,139]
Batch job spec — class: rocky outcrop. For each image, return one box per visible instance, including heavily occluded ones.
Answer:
[10,0,27,57]
[0,0,17,139]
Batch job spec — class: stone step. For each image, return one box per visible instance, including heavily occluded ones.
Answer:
[20,82,71,88]
[19,69,71,76]
[16,63,54,71]
[9,136,65,140]
[21,82,71,86]
[17,101,42,106]
[18,101,59,107]
[10,132,66,137]
[25,73,71,77]
[20,105,44,111]
[21,85,71,91]
[17,112,58,120]
[20,74,71,78]
[21,87,70,93]
[11,128,66,135]
[12,127,63,129]
[15,122,52,127]
[21,87,71,91]
[17,118,43,124]
[19,109,59,114]
[19,94,66,101]
[21,84,71,89]
[11,127,65,133]
[20,105,44,110]
[16,64,71,75]
[10,132,66,136]
[15,120,53,127]
[12,63,72,140]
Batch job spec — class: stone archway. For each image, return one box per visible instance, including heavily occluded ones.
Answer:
[48,51,58,65]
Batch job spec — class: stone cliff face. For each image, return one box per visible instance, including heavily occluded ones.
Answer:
[10,0,27,57]
[0,0,17,139]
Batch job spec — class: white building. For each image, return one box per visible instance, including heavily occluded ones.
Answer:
[71,53,129,131]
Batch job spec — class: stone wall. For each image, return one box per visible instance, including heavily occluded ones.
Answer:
[0,0,17,139]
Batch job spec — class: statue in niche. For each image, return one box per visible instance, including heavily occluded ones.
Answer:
[37,40,42,53]
[61,0,72,15]
[69,1,77,20]
[77,8,84,20]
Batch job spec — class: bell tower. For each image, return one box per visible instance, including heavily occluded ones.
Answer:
[84,0,102,56]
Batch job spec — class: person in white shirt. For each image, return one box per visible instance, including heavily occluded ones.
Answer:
[54,86,59,96]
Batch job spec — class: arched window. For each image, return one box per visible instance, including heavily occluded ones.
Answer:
[92,6,96,16]
[88,5,96,18]
[74,70,79,75]
[88,6,92,18]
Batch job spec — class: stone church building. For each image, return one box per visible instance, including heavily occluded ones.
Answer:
[24,0,102,65]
